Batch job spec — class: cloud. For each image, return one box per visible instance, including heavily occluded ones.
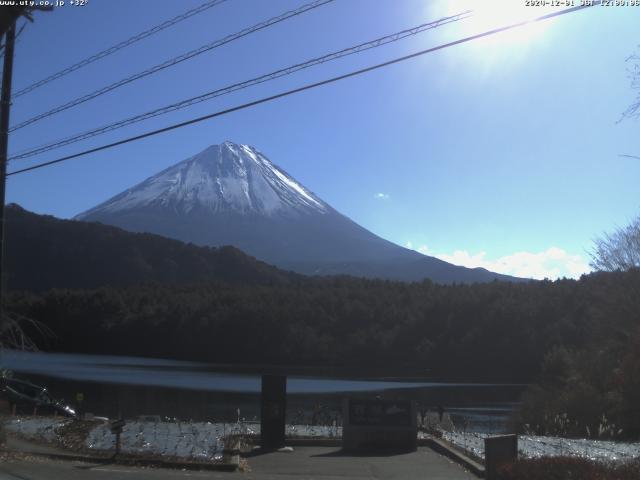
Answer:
[407,244,591,280]
[374,193,390,200]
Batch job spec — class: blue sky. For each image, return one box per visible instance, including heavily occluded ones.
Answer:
[5,0,640,279]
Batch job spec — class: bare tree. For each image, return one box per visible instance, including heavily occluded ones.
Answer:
[590,215,640,271]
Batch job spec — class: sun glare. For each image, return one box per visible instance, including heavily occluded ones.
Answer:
[441,0,561,46]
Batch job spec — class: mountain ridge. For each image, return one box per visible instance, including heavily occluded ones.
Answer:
[4,204,297,292]
[75,141,525,284]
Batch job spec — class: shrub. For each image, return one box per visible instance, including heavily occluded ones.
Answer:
[496,457,640,480]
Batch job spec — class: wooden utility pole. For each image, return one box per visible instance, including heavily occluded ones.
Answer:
[0,7,27,37]
[0,6,50,320]
[0,21,15,316]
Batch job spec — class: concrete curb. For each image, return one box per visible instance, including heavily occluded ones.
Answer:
[1,448,239,471]
[252,437,342,447]
[420,437,485,478]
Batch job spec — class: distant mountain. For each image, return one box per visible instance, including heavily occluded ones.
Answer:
[3,204,296,292]
[75,141,522,284]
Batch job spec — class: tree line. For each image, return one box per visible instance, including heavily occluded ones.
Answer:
[3,205,640,439]
[6,268,640,438]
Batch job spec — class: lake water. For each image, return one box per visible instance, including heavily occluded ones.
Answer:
[0,350,524,433]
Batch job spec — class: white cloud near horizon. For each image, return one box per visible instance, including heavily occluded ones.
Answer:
[405,242,591,280]
[374,193,390,200]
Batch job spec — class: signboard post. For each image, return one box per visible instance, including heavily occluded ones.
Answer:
[75,392,84,419]
[109,418,126,458]
[484,434,518,480]
[342,398,417,452]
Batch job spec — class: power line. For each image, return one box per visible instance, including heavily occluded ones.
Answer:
[9,0,336,132]
[8,11,470,162]
[7,3,596,178]
[0,21,27,57]
[12,0,229,99]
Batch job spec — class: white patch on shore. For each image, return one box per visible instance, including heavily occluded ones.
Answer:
[433,430,640,462]
[3,417,341,461]
[3,417,70,443]
[7,417,639,463]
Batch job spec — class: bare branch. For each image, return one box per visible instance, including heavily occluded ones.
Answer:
[619,47,640,121]
[0,311,54,351]
[590,215,640,271]
[621,47,640,121]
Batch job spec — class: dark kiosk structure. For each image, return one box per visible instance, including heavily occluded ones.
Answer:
[260,375,287,450]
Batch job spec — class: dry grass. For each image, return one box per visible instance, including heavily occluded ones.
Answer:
[53,419,104,452]
[497,457,640,480]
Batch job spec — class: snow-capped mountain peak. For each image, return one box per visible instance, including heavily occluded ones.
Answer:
[74,141,521,283]
[77,142,328,218]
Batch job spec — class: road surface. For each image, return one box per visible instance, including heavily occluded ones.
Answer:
[0,446,476,479]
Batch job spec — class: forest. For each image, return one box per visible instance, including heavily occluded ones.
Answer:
[4,270,639,439]
[3,205,640,439]
[3,204,297,291]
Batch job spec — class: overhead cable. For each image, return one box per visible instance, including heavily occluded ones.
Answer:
[7,3,596,177]
[12,0,229,98]
[9,0,335,131]
[9,11,469,161]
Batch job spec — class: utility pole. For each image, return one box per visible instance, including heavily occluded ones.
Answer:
[0,6,51,322]
[0,7,27,37]
[0,21,15,317]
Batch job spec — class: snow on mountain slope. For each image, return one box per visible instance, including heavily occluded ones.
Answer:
[77,142,327,219]
[75,141,522,283]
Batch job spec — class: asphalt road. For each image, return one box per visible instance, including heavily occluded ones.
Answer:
[0,447,476,480]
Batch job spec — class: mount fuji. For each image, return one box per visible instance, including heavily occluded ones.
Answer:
[75,141,519,283]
